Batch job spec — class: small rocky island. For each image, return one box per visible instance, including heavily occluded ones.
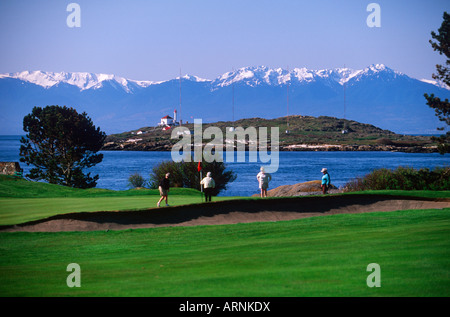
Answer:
[102,115,438,153]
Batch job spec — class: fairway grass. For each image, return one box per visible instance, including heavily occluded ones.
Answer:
[0,208,449,297]
[1,175,449,297]
[1,174,449,226]
[0,195,241,226]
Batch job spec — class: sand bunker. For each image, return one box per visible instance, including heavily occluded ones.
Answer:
[1,194,449,232]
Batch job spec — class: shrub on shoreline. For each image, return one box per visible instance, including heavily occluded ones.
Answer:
[149,160,237,196]
[127,172,147,189]
[343,166,450,191]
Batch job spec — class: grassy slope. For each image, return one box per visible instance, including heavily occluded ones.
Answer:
[0,175,201,198]
[0,175,242,225]
[0,208,449,296]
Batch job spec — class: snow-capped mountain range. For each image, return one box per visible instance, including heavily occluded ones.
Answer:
[1,64,449,135]
[1,64,446,91]
[212,64,411,88]
[0,70,156,92]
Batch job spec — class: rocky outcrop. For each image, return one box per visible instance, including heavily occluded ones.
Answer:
[251,180,340,197]
[102,141,173,151]
[101,140,438,153]
[281,144,438,153]
[0,162,21,175]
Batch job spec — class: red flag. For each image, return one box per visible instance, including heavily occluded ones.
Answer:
[197,161,202,172]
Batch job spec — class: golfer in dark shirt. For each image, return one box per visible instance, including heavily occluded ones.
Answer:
[157,173,170,207]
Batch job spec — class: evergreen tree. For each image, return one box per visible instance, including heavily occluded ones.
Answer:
[20,105,106,188]
[424,12,450,154]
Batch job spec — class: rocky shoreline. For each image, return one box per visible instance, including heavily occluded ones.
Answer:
[282,144,438,153]
[101,141,438,153]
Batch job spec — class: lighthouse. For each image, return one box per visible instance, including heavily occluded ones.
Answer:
[174,109,177,125]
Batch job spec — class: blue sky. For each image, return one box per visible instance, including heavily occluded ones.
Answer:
[0,0,449,82]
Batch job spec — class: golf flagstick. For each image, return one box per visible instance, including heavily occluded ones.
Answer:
[198,161,203,202]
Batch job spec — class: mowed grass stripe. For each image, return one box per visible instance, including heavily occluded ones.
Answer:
[0,195,241,226]
[0,208,449,296]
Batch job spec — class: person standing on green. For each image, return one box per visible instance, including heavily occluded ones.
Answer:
[200,172,216,202]
[321,168,330,194]
[257,167,272,198]
[157,173,171,207]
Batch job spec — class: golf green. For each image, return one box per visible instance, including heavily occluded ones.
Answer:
[0,208,449,296]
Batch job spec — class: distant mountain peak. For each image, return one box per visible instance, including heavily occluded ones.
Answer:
[176,74,211,82]
[210,64,402,88]
[420,78,450,89]
[0,70,156,92]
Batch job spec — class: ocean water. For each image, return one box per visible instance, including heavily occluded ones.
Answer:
[1,135,448,197]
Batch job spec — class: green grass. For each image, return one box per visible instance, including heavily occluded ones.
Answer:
[341,189,450,199]
[1,174,449,296]
[0,208,449,296]
[0,196,211,226]
[0,175,241,225]
[0,174,202,198]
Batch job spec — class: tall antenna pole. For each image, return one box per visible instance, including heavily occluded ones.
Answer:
[232,68,235,123]
[228,68,235,132]
[179,68,182,126]
[286,65,290,134]
[342,64,348,134]
[343,64,346,120]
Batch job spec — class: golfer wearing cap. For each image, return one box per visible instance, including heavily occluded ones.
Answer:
[157,173,171,207]
[321,168,330,194]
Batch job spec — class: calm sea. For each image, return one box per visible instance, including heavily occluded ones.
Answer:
[1,135,448,197]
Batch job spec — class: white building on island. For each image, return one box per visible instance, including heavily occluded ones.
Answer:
[159,109,180,127]
[160,115,174,126]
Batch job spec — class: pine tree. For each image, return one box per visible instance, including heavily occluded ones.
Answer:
[20,105,106,188]
[424,12,450,154]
